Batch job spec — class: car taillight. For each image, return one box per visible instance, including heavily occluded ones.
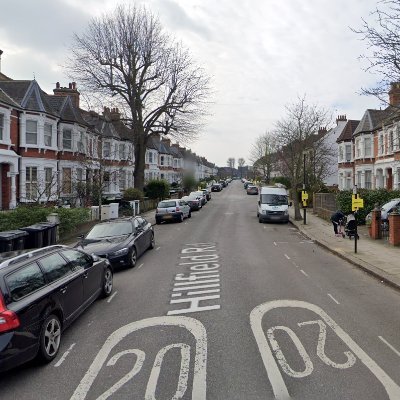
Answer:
[176,207,180,211]
[0,292,20,333]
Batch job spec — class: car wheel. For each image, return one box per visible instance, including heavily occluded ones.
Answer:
[178,213,184,223]
[129,247,137,268]
[156,218,161,225]
[37,314,61,363]
[258,216,263,223]
[188,211,192,218]
[149,232,155,249]
[102,267,113,297]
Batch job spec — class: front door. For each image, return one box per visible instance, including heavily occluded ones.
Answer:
[387,168,393,190]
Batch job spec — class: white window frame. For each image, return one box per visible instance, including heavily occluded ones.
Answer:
[77,132,85,153]
[0,113,3,141]
[63,129,72,150]
[365,170,372,189]
[345,144,352,162]
[103,142,111,158]
[44,123,52,147]
[62,168,72,194]
[26,120,38,145]
[25,166,38,200]
[364,137,372,157]
[119,143,125,160]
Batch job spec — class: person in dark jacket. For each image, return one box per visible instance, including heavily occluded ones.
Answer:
[330,210,345,234]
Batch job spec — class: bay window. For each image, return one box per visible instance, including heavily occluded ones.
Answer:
[26,120,38,145]
[44,123,52,147]
[63,129,72,150]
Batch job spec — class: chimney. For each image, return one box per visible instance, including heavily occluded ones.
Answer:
[318,126,327,136]
[389,82,400,107]
[162,138,171,147]
[336,114,347,124]
[53,82,80,108]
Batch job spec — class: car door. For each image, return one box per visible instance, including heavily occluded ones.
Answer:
[60,249,102,306]
[136,217,152,248]
[132,218,146,256]
[38,252,84,322]
[179,201,189,217]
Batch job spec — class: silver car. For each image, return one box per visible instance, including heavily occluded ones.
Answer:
[155,199,191,224]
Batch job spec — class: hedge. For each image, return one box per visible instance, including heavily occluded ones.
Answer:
[0,206,90,239]
[336,189,400,223]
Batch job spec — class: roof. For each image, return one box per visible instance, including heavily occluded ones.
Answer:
[353,108,394,136]
[336,120,360,142]
[0,88,20,108]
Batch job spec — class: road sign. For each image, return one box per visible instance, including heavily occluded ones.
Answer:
[352,195,364,211]
[301,191,308,201]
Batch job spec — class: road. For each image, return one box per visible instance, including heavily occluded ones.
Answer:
[2,181,400,399]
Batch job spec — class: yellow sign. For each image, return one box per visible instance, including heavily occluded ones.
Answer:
[302,200,307,207]
[351,195,364,211]
[301,191,308,201]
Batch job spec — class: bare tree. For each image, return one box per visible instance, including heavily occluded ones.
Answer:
[352,0,400,103]
[66,4,211,190]
[227,157,235,178]
[274,96,332,220]
[237,157,246,178]
[249,132,276,183]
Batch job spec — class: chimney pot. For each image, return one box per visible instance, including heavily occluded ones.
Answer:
[56,82,60,89]
[68,83,72,89]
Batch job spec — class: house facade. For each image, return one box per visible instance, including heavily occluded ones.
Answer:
[0,74,217,210]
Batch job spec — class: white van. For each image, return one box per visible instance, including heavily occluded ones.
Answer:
[257,186,290,223]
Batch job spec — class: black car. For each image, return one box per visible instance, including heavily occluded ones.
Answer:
[0,245,113,372]
[211,184,222,192]
[75,217,154,268]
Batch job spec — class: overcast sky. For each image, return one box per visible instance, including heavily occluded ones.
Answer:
[0,0,384,167]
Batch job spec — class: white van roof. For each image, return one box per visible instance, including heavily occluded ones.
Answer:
[260,186,287,195]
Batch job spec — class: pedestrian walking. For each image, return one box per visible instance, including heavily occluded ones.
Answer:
[330,210,345,235]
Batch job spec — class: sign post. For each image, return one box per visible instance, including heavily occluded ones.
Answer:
[351,186,364,254]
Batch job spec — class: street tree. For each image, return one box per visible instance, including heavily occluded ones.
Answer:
[249,132,276,183]
[66,4,211,190]
[274,96,333,220]
[352,0,400,103]
[227,157,235,177]
[237,157,246,178]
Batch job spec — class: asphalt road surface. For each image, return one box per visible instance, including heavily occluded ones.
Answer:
[2,181,400,400]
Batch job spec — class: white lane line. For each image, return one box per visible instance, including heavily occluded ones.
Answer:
[155,247,161,251]
[263,226,266,229]
[138,263,144,269]
[300,269,309,277]
[284,254,290,260]
[273,242,277,246]
[107,291,118,303]
[54,343,76,367]
[327,293,340,304]
[379,336,400,358]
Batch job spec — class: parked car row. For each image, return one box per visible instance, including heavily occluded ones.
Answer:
[0,215,155,373]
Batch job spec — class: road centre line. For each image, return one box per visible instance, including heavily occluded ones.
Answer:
[155,247,161,251]
[300,269,309,277]
[284,254,290,260]
[327,293,340,304]
[273,242,277,246]
[54,343,76,367]
[107,291,118,303]
[379,336,400,358]
[138,263,144,269]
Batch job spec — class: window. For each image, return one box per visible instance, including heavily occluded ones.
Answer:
[103,142,111,158]
[357,171,362,187]
[119,170,126,190]
[39,253,72,283]
[77,132,84,153]
[0,113,3,140]
[61,249,92,270]
[88,138,93,157]
[26,166,38,200]
[119,143,125,160]
[160,155,164,166]
[364,137,372,157]
[345,145,351,162]
[76,168,83,182]
[63,129,72,150]
[365,170,372,189]
[44,167,53,197]
[148,152,153,163]
[26,120,38,145]
[389,132,394,153]
[356,139,361,158]
[44,123,52,147]
[379,135,384,154]
[6,262,45,301]
[62,168,72,194]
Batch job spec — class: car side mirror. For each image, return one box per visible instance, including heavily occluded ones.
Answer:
[77,234,84,239]
[258,200,261,206]
[289,201,293,207]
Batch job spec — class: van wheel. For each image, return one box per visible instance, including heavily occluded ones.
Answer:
[258,216,263,223]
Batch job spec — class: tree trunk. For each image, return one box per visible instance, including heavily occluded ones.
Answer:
[134,132,148,191]
[290,184,303,220]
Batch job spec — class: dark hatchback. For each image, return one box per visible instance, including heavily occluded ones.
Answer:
[75,217,154,269]
[0,245,113,372]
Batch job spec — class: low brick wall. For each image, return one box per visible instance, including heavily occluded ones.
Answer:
[313,193,337,221]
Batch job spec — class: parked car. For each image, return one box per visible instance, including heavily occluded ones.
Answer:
[0,245,113,372]
[190,191,207,206]
[181,196,202,211]
[247,185,259,195]
[211,183,222,192]
[202,188,212,201]
[244,181,253,189]
[365,198,400,222]
[76,217,154,268]
[219,180,227,188]
[155,199,191,224]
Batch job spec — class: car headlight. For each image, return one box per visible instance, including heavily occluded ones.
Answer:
[110,247,129,256]
[284,209,289,215]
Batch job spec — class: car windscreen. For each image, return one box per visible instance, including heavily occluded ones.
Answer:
[158,201,176,208]
[261,194,288,205]
[86,222,133,239]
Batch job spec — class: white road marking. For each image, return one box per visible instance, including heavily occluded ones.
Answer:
[250,300,400,400]
[328,294,340,305]
[155,247,161,251]
[300,270,309,277]
[138,263,144,269]
[273,242,277,246]
[379,336,400,358]
[284,254,290,260]
[173,283,220,291]
[70,316,208,400]
[172,293,182,297]
[107,291,118,303]
[188,288,220,296]
[174,278,220,286]
[54,343,76,367]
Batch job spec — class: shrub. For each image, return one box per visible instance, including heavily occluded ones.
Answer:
[182,175,197,192]
[123,188,144,201]
[56,207,90,238]
[0,206,52,231]
[271,176,291,188]
[145,179,170,200]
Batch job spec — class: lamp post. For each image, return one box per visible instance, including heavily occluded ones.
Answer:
[303,153,307,225]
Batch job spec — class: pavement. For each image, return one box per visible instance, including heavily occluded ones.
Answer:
[289,206,400,290]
